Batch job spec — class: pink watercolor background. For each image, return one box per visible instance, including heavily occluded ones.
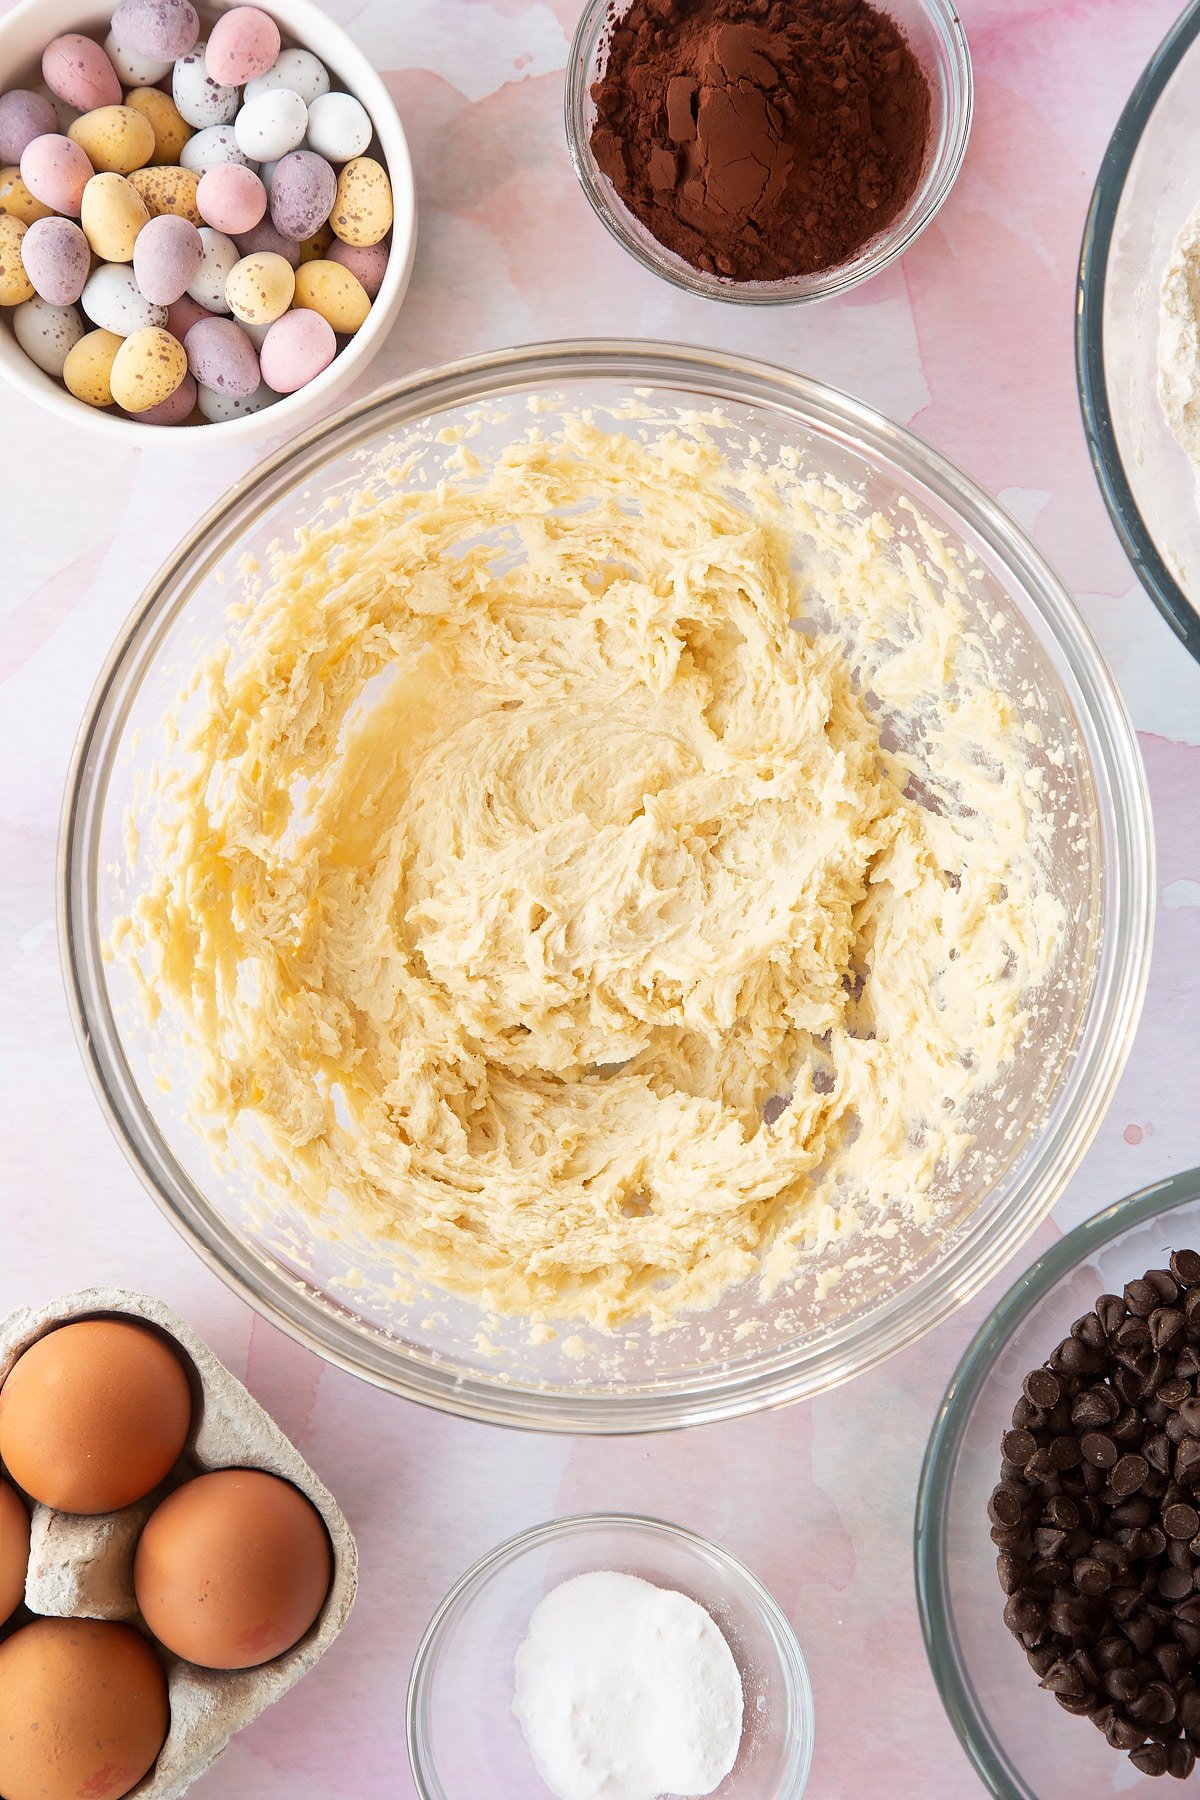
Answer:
[2,1,1199,1794]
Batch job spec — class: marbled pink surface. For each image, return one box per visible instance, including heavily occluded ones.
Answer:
[2,1,1199,1794]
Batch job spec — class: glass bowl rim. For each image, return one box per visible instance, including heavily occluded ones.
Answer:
[914,1164,1200,1798]
[1075,0,1200,666]
[404,1509,815,1800]
[59,336,1154,1434]
[563,0,974,307]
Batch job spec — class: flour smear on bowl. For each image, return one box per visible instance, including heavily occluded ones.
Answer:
[112,405,1064,1332]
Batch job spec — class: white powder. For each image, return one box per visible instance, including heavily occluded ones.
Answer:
[1159,201,1200,478]
[512,1570,743,1800]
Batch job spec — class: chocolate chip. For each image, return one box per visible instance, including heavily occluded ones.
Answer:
[1169,1741,1196,1780]
[1044,1495,1080,1529]
[1073,1387,1119,1429]
[1164,1503,1200,1540]
[1004,1592,1043,1636]
[1161,1566,1195,1602]
[989,1483,1025,1528]
[1082,1432,1118,1468]
[1126,1280,1160,1318]
[1074,1556,1112,1595]
[1109,1713,1147,1750]
[1132,1742,1171,1776]
[1024,1367,1061,1408]
[1171,1250,1200,1287]
[1001,1428,1037,1468]
[1148,1270,1181,1305]
[1097,1293,1128,1335]
[1112,1454,1150,1496]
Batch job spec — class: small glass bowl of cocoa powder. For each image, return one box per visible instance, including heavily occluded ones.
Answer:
[565,0,972,304]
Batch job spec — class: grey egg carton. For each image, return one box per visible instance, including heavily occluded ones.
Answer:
[0,1288,357,1799]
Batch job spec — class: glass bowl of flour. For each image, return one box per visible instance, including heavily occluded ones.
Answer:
[406,1513,814,1799]
[61,342,1153,1430]
[1078,0,1200,665]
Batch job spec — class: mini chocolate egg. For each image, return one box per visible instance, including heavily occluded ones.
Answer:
[13,295,85,375]
[330,155,393,247]
[0,214,34,305]
[305,92,373,164]
[133,211,203,302]
[179,122,254,173]
[197,162,266,235]
[207,7,282,87]
[21,214,90,303]
[0,1477,29,1626]
[296,219,331,263]
[225,248,293,324]
[184,314,260,396]
[259,305,335,392]
[63,326,123,404]
[235,88,308,164]
[20,133,94,216]
[102,29,172,88]
[165,290,212,338]
[269,148,335,241]
[327,236,389,299]
[123,86,192,166]
[0,1317,191,1511]
[111,324,187,412]
[42,35,122,114]
[129,161,201,222]
[139,367,196,423]
[294,258,369,334]
[112,0,200,62]
[69,104,156,175]
[0,90,58,164]
[186,224,238,311]
[244,47,330,107]
[196,376,273,420]
[82,262,165,335]
[234,213,300,266]
[172,46,238,131]
[0,165,53,225]
[80,172,151,262]
[134,1468,332,1670]
[0,1618,169,1800]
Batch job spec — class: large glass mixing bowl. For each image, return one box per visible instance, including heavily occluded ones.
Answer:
[60,342,1154,1432]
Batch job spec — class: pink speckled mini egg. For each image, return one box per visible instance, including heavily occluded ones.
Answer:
[42,35,122,113]
[111,0,200,63]
[259,306,335,393]
[137,368,197,423]
[234,215,300,267]
[206,8,281,87]
[184,314,260,397]
[133,213,203,304]
[197,163,266,236]
[327,238,389,301]
[21,134,94,217]
[0,90,58,165]
[21,215,90,305]
[165,292,212,339]
[269,149,335,243]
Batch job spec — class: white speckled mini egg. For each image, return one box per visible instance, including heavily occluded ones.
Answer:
[13,293,84,374]
[81,261,166,334]
[180,124,254,173]
[234,89,307,164]
[172,46,239,131]
[185,225,238,311]
[196,377,274,420]
[244,48,329,107]
[305,93,372,164]
[103,28,172,88]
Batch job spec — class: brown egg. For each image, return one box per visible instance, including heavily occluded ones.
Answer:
[0,1617,168,1800]
[0,1476,30,1626]
[0,1318,192,1514]
[134,1468,332,1669]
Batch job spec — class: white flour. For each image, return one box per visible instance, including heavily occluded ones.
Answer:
[1158,201,1200,476]
[512,1571,743,1800]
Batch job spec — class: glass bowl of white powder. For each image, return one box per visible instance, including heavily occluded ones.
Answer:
[61,341,1153,1430]
[1078,0,1200,665]
[406,1512,814,1799]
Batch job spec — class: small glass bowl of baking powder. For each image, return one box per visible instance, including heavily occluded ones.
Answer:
[565,0,972,305]
[406,1512,814,1798]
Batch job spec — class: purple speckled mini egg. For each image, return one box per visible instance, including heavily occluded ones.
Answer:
[269,150,336,244]
[197,163,267,236]
[111,0,200,63]
[234,215,300,268]
[0,90,58,164]
[327,239,389,301]
[137,368,197,423]
[206,8,281,87]
[21,215,90,305]
[20,134,94,217]
[133,213,204,304]
[166,292,213,339]
[41,36,122,113]
[259,307,335,393]
[184,314,260,397]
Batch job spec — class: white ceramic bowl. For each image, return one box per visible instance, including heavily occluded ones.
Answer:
[0,0,416,447]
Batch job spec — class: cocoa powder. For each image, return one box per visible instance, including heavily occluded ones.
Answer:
[590,0,933,284]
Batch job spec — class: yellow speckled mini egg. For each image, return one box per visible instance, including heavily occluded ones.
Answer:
[63,327,122,405]
[0,166,53,226]
[81,173,150,263]
[110,325,187,413]
[297,221,331,264]
[123,88,192,166]
[69,105,156,176]
[0,214,34,305]
[225,250,294,325]
[128,164,201,225]
[329,157,393,248]
[294,259,370,334]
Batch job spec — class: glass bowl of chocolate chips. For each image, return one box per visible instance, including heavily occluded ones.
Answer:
[916,1167,1200,1795]
[565,0,972,303]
